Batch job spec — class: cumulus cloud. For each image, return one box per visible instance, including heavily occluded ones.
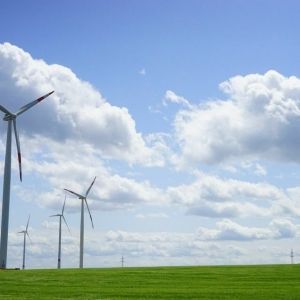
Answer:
[12,136,166,212]
[196,218,298,241]
[0,42,164,166]
[166,172,297,218]
[173,70,300,168]
[8,129,300,220]
[16,133,300,220]
[163,90,192,108]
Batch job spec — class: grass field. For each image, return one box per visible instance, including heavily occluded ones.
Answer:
[0,264,300,299]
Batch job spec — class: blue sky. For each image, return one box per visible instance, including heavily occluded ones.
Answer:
[1,1,300,268]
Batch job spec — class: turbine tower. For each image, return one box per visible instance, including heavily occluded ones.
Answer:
[64,177,96,268]
[50,196,71,269]
[121,255,124,268]
[18,215,31,270]
[0,91,54,269]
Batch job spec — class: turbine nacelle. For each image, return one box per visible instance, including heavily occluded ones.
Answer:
[18,215,31,240]
[3,113,16,121]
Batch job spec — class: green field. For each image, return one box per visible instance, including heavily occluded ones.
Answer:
[0,264,300,299]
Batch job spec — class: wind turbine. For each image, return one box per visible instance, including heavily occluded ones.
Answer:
[0,91,54,269]
[18,215,31,270]
[49,196,71,269]
[64,177,96,268]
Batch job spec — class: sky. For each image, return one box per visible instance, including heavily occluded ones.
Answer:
[0,0,300,268]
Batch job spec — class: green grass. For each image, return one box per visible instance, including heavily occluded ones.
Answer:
[0,264,300,299]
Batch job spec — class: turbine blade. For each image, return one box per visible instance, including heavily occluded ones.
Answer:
[85,199,94,229]
[49,214,60,217]
[0,105,12,115]
[18,231,24,234]
[16,91,54,116]
[85,177,96,197]
[62,215,71,234]
[64,189,84,199]
[26,232,32,244]
[62,196,66,215]
[13,119,22,181]
[25,215,30,231]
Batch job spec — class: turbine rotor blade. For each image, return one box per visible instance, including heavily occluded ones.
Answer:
[85,177,96,197]
[16,91,54,116]
[0,105,13,115]
[62,196,66,215]
[25,215,30,231]
[49,214,60,217]
[26,232,32,244]
[62,215,71,234]
[84,199,94,229]
[13,119,22,181]
[64,189,84,199]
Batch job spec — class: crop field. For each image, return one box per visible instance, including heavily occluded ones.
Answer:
[0,264,300,299]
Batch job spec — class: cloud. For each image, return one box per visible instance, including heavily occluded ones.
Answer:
[9,131,300,220]
[173,70,300,168]
[12,136,166,212]
[163,90,192,108]
[166,172,292,218]
[15,133,299,220]
[135,213,169,219]
[270,218,298,239]
[0,42,164,166]
[196,218,298,241]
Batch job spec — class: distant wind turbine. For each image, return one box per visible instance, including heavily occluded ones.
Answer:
[64,177,96,268]
[18,215,31,270]
[291,249,294,265]
[121,255,125,268]
[50,196,71,269]
[0,91,54,269]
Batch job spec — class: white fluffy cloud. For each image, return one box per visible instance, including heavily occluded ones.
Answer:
[0,42,164,166]
[173,70,300,167]
[12,137,165,212]
[196,218,298,241]
[14,136,300,219]
[163,90,192,108]
[166,172,300,219]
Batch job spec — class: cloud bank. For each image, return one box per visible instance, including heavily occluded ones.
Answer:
[173,70,300,168]
[0,42,164,166]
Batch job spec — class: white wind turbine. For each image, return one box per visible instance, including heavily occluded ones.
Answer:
[0,91,54,269]
[64,177,96,268]
[18,215,31,270]
[50,196,71,269]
